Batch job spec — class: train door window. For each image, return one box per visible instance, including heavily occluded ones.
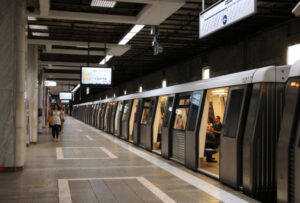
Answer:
[223,89,244,138]
[122,101,130,121]
[141,101,151,124]
[114,102,121,134]
[198,87,228,176]
[104,104,110,130]
[163,97,174,127]
[152,96,168,153]
[129,99,139,142]
[173,97,190,130]
[186,92,203,131]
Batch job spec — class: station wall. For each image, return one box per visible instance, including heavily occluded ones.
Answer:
[88,18,300,100]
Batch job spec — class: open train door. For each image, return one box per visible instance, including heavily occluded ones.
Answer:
[133,99,143,144]
[220,85,250,188]
[277,77,300,203]
[161,94,176,159]
[185,91,205,170]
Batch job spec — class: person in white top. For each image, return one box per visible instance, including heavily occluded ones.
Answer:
[51,104,62,142]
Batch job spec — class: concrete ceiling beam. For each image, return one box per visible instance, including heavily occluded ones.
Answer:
[39,0,50,16]
[40,61,100,67]
[29,0,185,25]
[45,48,105,56]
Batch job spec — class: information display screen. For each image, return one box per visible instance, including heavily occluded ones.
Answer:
[59,92,72,100]
[81,67,112,85]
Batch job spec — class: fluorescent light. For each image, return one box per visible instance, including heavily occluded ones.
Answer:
[130,25,145,33]
[99,55,113,65]
[113,93,116,98]
[44,80,57,87]
[118,24,145,45]
[29,25,48,30]
[28,16,37,21]
[139,86,143,93]
[287,44,300,65]
[72,84,80,92]
[124,90,127,95]
[32,32,49,37]
[61,100,70,103]
[162,79,167,88]
[118,38,131,45]
[202,67,210,80]
[91,0,116,8]
[76,45,89,48]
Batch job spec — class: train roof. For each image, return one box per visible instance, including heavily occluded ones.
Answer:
[76,64,291,107]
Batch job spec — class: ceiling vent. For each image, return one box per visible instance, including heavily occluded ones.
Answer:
[91,0,116,8]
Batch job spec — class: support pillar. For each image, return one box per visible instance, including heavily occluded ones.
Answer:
[26,45,38,143]
[0,0,27,169]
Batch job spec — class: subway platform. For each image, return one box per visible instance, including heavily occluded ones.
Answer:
[0,117,257,203]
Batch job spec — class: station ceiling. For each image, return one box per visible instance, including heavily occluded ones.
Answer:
[27,0,299,93]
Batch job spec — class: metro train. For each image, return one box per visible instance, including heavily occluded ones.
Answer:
[72,60,300,202]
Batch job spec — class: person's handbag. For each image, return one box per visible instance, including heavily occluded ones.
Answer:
[47,116,53,127]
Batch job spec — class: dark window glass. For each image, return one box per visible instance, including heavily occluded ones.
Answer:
[163,97,174,127]
[223,89,244,138]
[186,93,202,131]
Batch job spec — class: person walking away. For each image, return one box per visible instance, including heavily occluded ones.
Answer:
[51,104,62,142]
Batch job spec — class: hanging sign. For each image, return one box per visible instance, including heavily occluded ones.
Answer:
[199,0,257,38]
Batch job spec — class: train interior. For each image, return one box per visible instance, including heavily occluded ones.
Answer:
[152,96,168,154]
[114,102,121,135]
[129,99,139,143]
[198,87,229,177]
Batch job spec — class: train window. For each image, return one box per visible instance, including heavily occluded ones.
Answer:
[173,97,190,130]
[141,101,151,124]
[122,102,130,120]
[186,92,202,131]
[134,100,142,123]
[147,99,156,123]
[163,97,174,127]
[223,89,244,138]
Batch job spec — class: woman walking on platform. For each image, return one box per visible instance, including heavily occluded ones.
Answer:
[51,104,62,142]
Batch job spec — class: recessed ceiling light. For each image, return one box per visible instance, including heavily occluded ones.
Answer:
[28,16,37,21]
[32,32,49,37]
[91,0,116,8]
[29,25,48,30]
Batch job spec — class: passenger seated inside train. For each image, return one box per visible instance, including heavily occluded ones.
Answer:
[205,116,222,163]
[175,114,185,130]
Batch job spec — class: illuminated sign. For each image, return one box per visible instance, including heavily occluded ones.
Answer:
[44,80,57,87]
[59,92,72,100]
[81,67,112,85]
[199,0,256,38]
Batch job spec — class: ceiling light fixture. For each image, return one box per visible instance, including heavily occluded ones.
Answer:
[72,84,80,92]
[99,55,113,65]
[28,16,37,21]
[32,32,49,37]
[91,0,116,8]
[118,24,145,45]
[29,25,48,30]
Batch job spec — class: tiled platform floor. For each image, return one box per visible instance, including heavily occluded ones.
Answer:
[0,117,258,203]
